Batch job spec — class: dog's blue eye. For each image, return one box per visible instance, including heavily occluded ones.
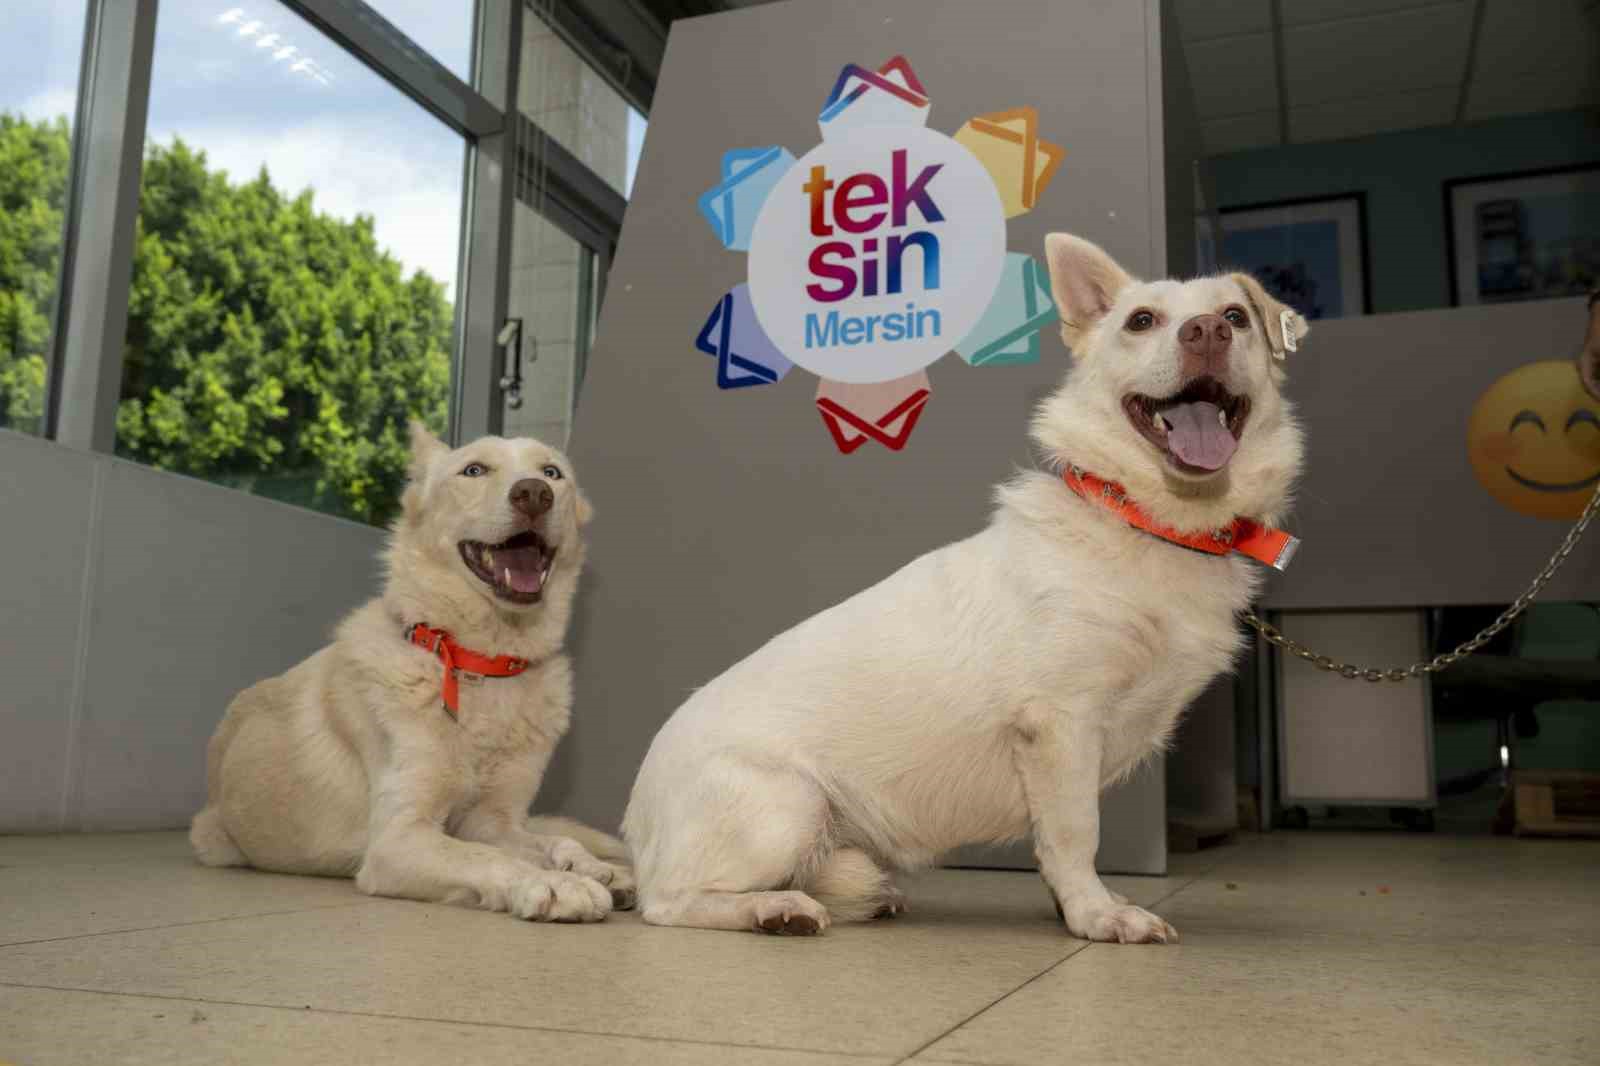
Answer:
[460,462,489,477]
[541,464,563,481]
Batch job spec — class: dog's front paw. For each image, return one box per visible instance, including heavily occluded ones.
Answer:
[603,864,637,910]
[543,839,636,908]
[1063,902,1178,944]
[508,870,612,923]
[871,885,908,919]
[751,891,830,936]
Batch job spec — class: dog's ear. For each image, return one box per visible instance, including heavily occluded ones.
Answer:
[576,490,595,527]
[1230,272,1310,359]
[407,419,448,481]
[1044,233,1136,353]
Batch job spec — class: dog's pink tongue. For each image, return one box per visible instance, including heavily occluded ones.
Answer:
[498,546,545,594]
[1163,401,1237,471]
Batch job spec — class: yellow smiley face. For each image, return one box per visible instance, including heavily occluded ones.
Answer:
[1467,360,1600,520]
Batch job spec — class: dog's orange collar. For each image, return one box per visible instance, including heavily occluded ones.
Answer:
[405,622,529,717]
[1061,466,1300,571]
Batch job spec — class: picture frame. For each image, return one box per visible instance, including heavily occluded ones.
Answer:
[1195,192,1370,320]
[1444,163,1600,306]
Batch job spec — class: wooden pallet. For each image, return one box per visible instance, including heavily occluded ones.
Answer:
[1512,770,1600,838]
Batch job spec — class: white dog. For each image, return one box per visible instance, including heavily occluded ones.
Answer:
[623,234,1308,942]
[192,425,634,922]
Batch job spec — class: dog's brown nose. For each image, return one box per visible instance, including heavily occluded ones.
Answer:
[509,478,554,519]
[1178,313,1232,377]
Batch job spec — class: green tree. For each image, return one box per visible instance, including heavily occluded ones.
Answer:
[0,113,71,436]
[0,114,452,524]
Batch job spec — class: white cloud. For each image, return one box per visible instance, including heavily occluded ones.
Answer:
[20,86,78,122]
[151,119,466,301]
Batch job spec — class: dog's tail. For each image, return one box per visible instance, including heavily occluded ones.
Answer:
[526,815,631,864]
[802,847,901,922]
[190,805,249,867]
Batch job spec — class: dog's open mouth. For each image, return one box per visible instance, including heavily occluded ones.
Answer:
[458,530,555,604]
[1124,377,1251,474]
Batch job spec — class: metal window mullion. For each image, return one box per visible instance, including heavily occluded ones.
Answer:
[527,185,612,261]
[52,0,159,454]
[282,0,503,138]
[453,0,522,443]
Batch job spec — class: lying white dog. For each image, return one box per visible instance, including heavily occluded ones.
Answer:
[192,425,634,922]
[623,234,1308,942]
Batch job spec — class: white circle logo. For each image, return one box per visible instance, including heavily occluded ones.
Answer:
[746,125,1006,384]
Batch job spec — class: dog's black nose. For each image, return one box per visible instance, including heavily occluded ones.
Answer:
[509,478,554,519]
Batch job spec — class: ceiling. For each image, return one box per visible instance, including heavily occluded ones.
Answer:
[1176,0,1599,154]
[630,0,1600,155]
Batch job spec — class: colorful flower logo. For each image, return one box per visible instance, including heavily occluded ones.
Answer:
[695,55,1064,453]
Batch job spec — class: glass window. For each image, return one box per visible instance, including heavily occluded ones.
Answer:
[0,1,89,437]
[364,0,475,83]
[116,0,467,526]
[520,13,631,196]
[625,107,646,198]
[502,204,598,448]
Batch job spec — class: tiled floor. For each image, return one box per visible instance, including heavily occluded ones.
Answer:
[1,832,1595,1065]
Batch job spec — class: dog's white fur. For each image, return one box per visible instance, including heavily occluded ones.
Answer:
[191,425,635,922]
[623,234,1308,940]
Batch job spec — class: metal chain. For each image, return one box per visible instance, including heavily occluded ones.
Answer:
[1244,482,1600,682]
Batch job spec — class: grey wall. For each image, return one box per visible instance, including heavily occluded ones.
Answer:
[548,0,1191,875]
[1261,296,1599,611]
[0,429,384,832]
[1277,610,1434,806]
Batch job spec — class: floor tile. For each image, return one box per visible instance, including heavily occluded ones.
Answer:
[0,985,894,1066]
[0,832,192,868]
[0,868,1097,1060]
[914,940,1597,1065]
[5,831,1591,1066]
[914,835,1600,1066]
[0,857,366,946]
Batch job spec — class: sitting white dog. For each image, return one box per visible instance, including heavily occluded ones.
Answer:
[192,425,633,922]
[623,234,1308,942]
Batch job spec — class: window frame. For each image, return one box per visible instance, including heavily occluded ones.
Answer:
[37,0,630,459]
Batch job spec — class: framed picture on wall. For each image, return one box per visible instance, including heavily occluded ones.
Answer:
[1195,193,1370,320]
[1445,163,1600,306]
